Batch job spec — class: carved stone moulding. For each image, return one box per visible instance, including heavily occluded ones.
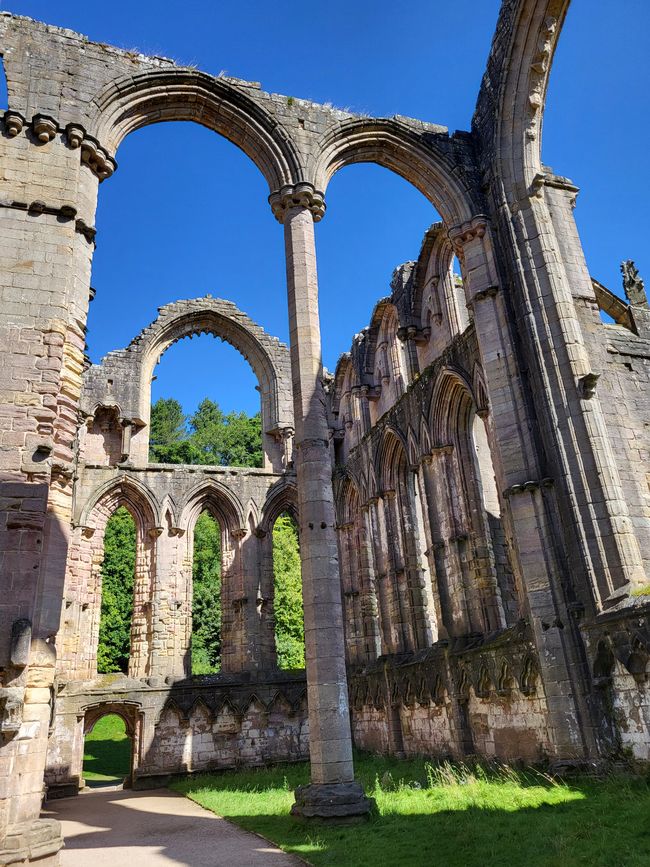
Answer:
[269,182,326,223]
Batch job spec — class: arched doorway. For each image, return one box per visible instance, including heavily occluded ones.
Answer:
[82,705,138,789]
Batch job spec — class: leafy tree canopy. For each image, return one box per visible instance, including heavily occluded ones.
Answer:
[149,397,262,468]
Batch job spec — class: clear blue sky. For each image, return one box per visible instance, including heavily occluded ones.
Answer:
[2,1,648,417]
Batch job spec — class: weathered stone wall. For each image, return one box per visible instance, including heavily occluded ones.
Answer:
[45,672,308,795]
[335,211,650,766]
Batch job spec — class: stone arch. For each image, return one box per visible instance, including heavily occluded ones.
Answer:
[132,299,292,470]
[91,68,302,192]
[411,223,469,366]
[334,472,381,662]
[429,366,476,448]
[179,477,246,537]
[78,474,161,531]
[474,1,570,199]
[62,476,160,681]
[81,701,141,789]
[376,426,409,494]
[366,302,408,420]
[312,118,479,227]
[260,480,298,535]
[428,367,511,635]
[83,701,140,738]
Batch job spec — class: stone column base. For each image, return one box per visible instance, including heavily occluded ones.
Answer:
[0,819,62,866]
[291,782,374,820]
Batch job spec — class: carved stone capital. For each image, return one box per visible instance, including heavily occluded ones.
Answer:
[448,215,489,252]
[269,182,326,223]
[470,285,500,306]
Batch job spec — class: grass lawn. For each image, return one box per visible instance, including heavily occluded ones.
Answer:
[170,754,650,867]
[83,713,131,783]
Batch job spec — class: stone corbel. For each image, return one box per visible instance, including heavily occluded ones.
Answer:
[470,285,500,306]
[169,527,185,537]
[366,385,381,402]
[32,114,58,143]
[80,135,117,180]
[231,527,248,540]
[3,109,25,137]
[148,526,164,539]
[578,372,600,400]
[503,478,553,498]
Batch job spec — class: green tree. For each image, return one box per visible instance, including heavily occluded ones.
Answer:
[189,399,262,467]
[149,398,187,463]
[273,513,305,669]
[191,511,222,674]
[219,410,263,467]
[97,507,136,673]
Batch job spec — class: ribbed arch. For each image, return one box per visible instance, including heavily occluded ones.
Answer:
[79,475,160,532]
[429,367,477,447]
[179,478,246,537]
[260,480,298,534]
[91,68,301,192]
[313,119,479,227]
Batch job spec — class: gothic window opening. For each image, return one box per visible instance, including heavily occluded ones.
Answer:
[191,510,222,675]
[148,332,263,469]
[272,512,304,670]
[97,507,136,675]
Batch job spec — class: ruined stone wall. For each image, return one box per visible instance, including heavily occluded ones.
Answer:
[335,215,650,765]
[45,673,308,795]
[2,3,650,860]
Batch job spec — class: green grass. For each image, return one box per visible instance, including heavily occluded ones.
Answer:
[170,754,650,867]
[82,714,131,782]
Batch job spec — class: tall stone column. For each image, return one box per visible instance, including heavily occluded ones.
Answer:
[270,183,372,819]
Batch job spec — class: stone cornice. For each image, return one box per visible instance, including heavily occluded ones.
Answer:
[269,182,326,223]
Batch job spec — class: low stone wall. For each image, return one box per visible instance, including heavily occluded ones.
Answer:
[45,670,308,796]
[349,626,552,763]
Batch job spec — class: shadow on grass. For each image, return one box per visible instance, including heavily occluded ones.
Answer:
[170,755,650,867]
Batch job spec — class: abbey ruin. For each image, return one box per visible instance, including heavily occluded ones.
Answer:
[1,1,650,863]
